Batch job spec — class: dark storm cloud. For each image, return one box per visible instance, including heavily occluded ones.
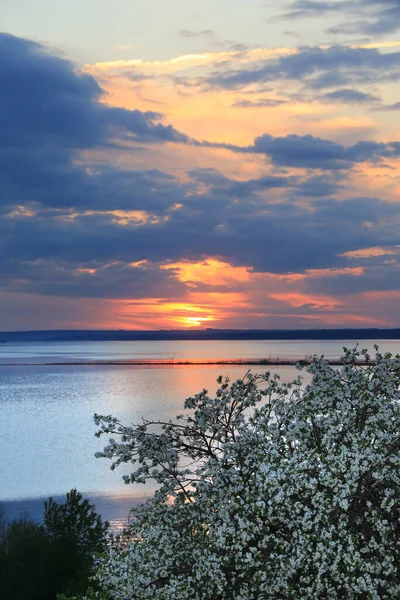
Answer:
[0,34,102,149]
[248,135,352,170]
[2,32,400,301]
[187,168,295,197]
[206,134,400,170]
[204,45,400,91]
[2,144,400,297]
[0,33,194,213]
[0,258,186,299]
[307,258,400,296]
[0,33,191,152]
[2,192,400,285]
[312,196,400,222]
[1,157,191,213]
[293,174,344,197]
[278,1,400,36]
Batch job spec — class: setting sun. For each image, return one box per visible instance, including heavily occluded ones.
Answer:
[163,303,216,328]
[175,315,215,327]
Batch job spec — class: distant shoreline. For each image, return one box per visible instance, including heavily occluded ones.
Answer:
[0,358,381,367]
[1,328,400,343]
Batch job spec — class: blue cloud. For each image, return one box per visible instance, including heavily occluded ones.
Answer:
[2,33,400,302]
[279,1,400,36]
[322,89,381,105]
[204,45,400,91]
[378,101,400,111]
[2,187,400,291]
[206,134,400,170]
[0,32,194,215]
[0,33,190,153]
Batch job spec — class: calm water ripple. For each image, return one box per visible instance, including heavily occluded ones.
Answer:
[1,339,399,525]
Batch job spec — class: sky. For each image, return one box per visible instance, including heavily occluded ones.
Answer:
[1,1,400,330]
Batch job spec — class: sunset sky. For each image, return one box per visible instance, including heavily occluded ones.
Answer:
[1,0,400,330]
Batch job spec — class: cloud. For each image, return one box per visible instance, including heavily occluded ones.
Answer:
[187,168,295,196]
[278,1,400,36]
[379,101,400,111]
[178,29,214,38]
[331,1,400,36]
[2,31,400,322]
[247,134,353,169]
[341,245,400,259]
[204,45,400,91]
[277,1,349,20]
[0,32,198,216]
[206,134,400,170]
[3,190,400,287]
[321,88,381,105]
[0,33,191,154]
[0,258,189,299]
[307,259,400,296]
[87,47,297,76]
[293,174,344,197]
[233,98,287,108]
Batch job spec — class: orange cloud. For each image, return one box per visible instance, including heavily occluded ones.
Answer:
[162,259,252,286]
[87,42,400,76]
[346,159,400,202]
[6,284,391,331]
[67,259,386,330]
[116,298,221,328]
[280,267,364,280]
[342,246,400,259]
[99,74,284,145]
[86,47,297,76]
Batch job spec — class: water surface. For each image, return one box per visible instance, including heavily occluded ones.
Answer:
[2,338,399,364]
[1,339,399,527]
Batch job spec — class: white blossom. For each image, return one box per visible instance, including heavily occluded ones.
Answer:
[89,347,400,599]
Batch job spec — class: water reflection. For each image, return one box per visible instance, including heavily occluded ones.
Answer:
[2,339,399,520]
[1,364,286,501]
[1,339,399,364]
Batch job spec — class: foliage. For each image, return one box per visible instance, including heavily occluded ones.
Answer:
[90,347,400,599]
[0,490,109,600]
[45,488,109,557]
[0,503,6,540]
[0,515,55,600]
[44,489,109,598]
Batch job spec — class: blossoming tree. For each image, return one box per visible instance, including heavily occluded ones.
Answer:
[90,347,400,599]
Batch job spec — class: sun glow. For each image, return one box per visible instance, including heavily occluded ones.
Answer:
[164,303,217,327]
[176,315,215,327]
[116,299,218,328]
[162,259,252,285]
